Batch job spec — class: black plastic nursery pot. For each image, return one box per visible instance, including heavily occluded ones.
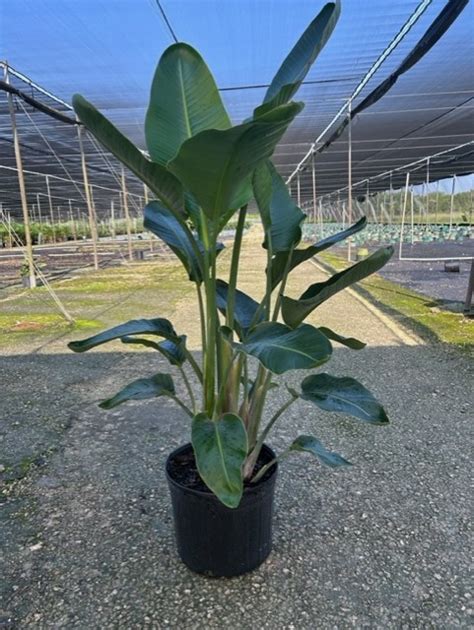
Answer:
[166,443,278,578]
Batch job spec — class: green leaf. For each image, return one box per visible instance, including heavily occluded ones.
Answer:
[72,95,183,216]
[282,246,394,327]
[215,280,263,339]
[271,217,367,289]
[168,101,304,228]
[253,160,305,253]
[192,413,248,508]
[121,335,187,366]
[300,373,389,424]
[289,435,351,467]
[144,201,224,280]
[318,326,366,350]
[255,1,340,116]
[99,373,175,409]
[237,322,332,374]
[68,318,177,353]
[145,43,231,166]
[144,201,206,282]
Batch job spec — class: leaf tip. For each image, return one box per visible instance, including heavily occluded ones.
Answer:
[67,341,83,353]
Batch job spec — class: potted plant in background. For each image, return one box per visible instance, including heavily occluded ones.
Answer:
[68,1,392,577]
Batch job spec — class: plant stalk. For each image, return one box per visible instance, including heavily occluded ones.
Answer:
[251,449,292,484]
[272,244,294,322]
[226,205,247,332]
[200,214,217,416]
[169,394,193,418]
[178,365,196,413]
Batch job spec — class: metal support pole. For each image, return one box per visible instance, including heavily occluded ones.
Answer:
[143,183,149,205]
[296,172,301,207]
[435,180,440,225]
[36,192,42,224]
[389,171,394,224]
[347,100,353,261]
[69,199,77,240]
[425,157,430,223]
[410,186,415,245]
[318,198,323,237]
[311,153,317,224]
[464,260,474,316]
[110,200,116,239]
[398,172,411,259]
[4,64,36,287]
[449,175,456,231]
[121,166,133,261]
[45,175,56,243]
[77,126,99,270]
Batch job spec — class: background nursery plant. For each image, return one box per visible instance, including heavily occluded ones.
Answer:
[69,1,392,511]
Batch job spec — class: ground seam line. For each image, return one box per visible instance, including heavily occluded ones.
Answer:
[308,258,424,347]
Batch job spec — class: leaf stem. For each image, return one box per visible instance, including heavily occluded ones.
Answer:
[182,349,203,383]
[272,245,294,321]
[169,394,193,418]
[257,394,298,449]
[226,205,247,332]
[244,386,297,478]
[251,449,292,483]
[178,365,196,412]
[201,214,217,416]
[196,283,207,352]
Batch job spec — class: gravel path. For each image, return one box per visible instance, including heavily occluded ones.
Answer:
[1,232,472,628]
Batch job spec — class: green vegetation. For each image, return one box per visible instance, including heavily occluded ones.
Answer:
[68,1,395,512]
[0,217,145,246]
[0,259,193,349]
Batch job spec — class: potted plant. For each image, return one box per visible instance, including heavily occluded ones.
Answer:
[68,1,393,577]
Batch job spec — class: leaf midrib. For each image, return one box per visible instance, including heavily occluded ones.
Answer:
[317,392,372,419]
[178,58,193,140]
[214,421,232,488]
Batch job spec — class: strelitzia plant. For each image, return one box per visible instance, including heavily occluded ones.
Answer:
[69,1,392,508]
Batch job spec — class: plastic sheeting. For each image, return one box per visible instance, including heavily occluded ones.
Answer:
[0,0,473,218]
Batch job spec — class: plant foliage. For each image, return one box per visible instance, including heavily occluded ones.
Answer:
[69,1,391,508]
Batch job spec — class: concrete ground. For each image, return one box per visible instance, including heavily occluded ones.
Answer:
[1,230,473,628]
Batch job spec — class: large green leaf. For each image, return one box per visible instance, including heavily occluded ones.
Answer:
[145,43,231,166]
[99,373,175,409]
[168,101,304,228]
[72,95,183,216]
[121,335,187,366]
[192,412,248,508]
[253,160,305,253]
[255,1,340,116]
[282,246,394,327]
[318,326,366,350]
[68,318,177,353]
[145,201,224,281]
[144,201,208,282]
[216,280,263,339]
[300,373,389,424]
[237,322,332,374]
[289,435,351,467]
[271,217,367,289]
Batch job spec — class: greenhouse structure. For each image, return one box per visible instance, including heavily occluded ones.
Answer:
[1,0,473,627]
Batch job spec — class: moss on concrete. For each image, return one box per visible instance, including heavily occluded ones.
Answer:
[319,252,473,352]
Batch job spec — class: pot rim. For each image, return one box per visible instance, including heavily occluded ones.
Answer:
[165,442,278,499]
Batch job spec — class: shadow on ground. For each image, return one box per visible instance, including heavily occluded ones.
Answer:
[1,344,472,628]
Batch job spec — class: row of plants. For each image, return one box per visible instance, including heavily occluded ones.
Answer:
[0,219,146,246]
